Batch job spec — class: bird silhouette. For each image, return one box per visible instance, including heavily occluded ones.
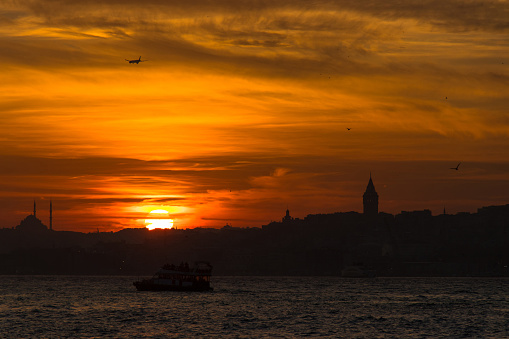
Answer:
[450,162,461,170]
[346,128,351,131]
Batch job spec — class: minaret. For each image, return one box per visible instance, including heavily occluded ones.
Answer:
[363,173,379,216]
[33,200,36,218]
[50,200,53,231]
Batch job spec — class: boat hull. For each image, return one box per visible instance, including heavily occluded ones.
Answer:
[134,261,213,292]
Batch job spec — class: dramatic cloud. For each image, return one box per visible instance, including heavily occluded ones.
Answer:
[1,0,508,231]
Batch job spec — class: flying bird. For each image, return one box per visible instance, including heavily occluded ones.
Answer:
[450,163,461,170]
[346,128,351,131]
[125,56,147,64]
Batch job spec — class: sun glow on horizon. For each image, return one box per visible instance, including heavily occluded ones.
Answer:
[145,209,174,230]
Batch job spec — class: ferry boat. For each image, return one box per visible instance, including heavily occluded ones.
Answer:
[133,261,213,291]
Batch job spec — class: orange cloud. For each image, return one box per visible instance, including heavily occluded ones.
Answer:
[0,1,508,231]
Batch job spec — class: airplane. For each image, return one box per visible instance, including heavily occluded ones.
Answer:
[125,56,147,64]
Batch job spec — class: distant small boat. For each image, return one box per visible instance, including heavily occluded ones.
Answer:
[341,264,376,278]
[133,261,213,291]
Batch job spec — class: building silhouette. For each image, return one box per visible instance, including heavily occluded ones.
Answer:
[363,174,379,216]
[282,208,293,223]
[16,201,49,233]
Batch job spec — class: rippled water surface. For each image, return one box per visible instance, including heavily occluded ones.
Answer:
[1,276,508,338]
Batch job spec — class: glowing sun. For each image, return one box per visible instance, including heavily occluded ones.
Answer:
[145,209,174,230]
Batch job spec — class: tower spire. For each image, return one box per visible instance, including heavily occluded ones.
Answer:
[50,200,53,231]
[33,200,36,218]
[363,173,378,216]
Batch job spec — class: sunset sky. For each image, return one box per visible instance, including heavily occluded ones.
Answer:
[1,0,508,232]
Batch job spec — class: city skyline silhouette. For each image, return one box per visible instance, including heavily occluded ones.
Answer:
[2,181,509,277]
[4,168,508,233]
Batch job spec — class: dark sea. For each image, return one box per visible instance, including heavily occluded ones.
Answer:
[1,276,508,338]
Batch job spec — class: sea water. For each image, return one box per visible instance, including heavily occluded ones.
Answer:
[0,276,508,338]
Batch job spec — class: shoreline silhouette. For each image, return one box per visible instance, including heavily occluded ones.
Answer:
[2,176,508,277]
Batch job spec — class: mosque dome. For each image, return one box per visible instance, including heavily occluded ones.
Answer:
[16,214,48,233]
[16,201,50,233]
